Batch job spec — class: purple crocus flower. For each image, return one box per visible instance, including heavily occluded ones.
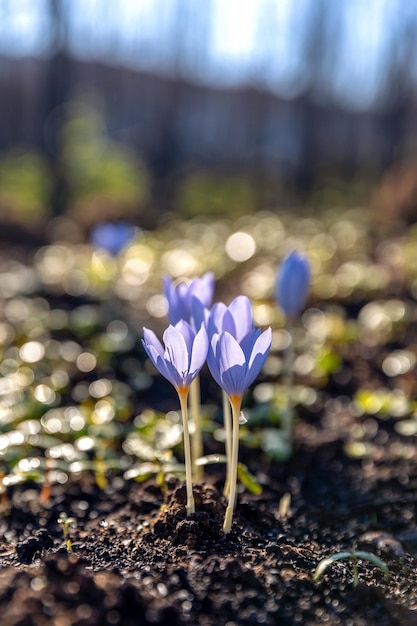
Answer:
[208,327,272,405]
[276,251,311,319]
[206,295,255,495]
[90,222,136,256]
[142,321,208,395]
[207,323,271,534]
[163,273,215,327]
[207,295,254,342]
[142,320,209,516]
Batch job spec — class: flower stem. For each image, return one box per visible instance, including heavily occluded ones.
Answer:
[351,546,359,587]
[282,320,295,444]
[223,395,242,534]
[178,387,195,516]
[190,375,203,481]
[222,390,232,498]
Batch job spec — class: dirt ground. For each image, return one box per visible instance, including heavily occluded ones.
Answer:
[1,405,417,626]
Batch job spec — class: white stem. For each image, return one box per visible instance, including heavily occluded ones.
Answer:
[223,395,242,534]
[190,375,203,481]
[178,388,195,515]
[282,321,295,442]
[222,390,232,497]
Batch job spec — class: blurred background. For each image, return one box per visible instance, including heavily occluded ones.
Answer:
[1,1,417,479]
[1,0,417,242]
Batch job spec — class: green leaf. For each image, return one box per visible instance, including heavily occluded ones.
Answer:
[313,550,390,583]
[237,463,262,495]
[354,551,390,582]
[195,454,227,466]
[313,552,353,581]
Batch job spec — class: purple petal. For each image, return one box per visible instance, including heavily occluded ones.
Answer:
[163,276,182,324]
[189,325,209,375]
[191,295,208,331]
[229,296,253,341]
[141,338,156,366]
[208,303,226,337]
[143,327,164,358]
[244,327,272,389]
[222,309,237,337]
[163,326,189,378]
[191,272,215,308]
[240,328,261,359]
[175,283,191,323]
[163,359,187,389]
[174,320,195,355]
[207,334,223,389]
[218,332,247,397]
[142,340,176,387]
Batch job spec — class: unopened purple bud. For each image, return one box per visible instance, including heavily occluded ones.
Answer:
[90,222,136,256]
[276,251,311,318]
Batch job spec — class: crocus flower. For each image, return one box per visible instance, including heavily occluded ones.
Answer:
[163,273,214,483]
[207,295,255,489]
[275,251,311,449]
[208,328,272,405]
[163,272,215,327]
[142,321,208,515]
[142,321,208,395]
[207,295,254,342]
[90,222,136,256]
[275,251,311,319]
[207,325,272,534]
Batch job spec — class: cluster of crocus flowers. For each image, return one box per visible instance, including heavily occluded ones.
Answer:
[163,273,215,327]
[142,276,272,533]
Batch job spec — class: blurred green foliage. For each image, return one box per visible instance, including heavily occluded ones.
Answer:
[62,104,149,218]
[0,102,149,226]
[0,150,51,221]
[177,173,257,219]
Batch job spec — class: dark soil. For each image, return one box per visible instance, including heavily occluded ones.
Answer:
[1,409,417,626]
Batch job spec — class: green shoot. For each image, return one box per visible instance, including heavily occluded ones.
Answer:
[313,547,390,587]
[278,492,291,519]
[58,512,76,553]
[124,459,185,493]
[196,454,262,496]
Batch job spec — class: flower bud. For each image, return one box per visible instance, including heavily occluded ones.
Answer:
[276,251,311,318]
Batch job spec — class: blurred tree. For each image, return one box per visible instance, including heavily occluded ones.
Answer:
[1,0,417,223]
[378,14,417,169]
[146,0,212,217]
[42,0,72,218]
[60,102,149,226]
